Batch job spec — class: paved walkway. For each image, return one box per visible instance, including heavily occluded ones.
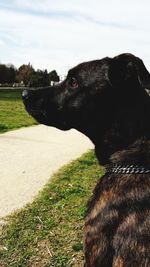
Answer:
[0,125,93,218]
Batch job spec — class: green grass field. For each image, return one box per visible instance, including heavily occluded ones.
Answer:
[0,89,37,133]
[0,151,104,267]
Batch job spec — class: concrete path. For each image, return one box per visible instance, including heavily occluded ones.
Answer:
[0,125,93,218]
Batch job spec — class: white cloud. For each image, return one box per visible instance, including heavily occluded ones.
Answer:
[0,0,150,75]
[14,0,150,30]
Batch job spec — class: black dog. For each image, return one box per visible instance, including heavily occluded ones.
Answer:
[23,53,150,267]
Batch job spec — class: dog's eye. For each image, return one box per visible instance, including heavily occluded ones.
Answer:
[69,78,78,89]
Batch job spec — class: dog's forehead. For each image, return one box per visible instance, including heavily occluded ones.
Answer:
[68,57,110,79]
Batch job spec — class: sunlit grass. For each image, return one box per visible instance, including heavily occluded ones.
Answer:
[0,90,37,133]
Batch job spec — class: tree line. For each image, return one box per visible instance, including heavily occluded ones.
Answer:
[0,63,60,87]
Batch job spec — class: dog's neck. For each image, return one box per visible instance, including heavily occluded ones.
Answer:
[109,138,150,165]
[94,134,150,166]
[86,95,150,166]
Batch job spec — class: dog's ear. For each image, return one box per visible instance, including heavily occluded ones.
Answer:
[107,53,150,89]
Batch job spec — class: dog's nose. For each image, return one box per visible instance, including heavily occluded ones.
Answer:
[22,89,29,100]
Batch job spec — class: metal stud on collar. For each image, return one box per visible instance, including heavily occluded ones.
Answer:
[106,164,150,174]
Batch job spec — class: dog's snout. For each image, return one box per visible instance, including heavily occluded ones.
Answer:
[22,89,29,100]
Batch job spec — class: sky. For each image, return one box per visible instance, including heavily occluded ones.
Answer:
[0,0,150,76]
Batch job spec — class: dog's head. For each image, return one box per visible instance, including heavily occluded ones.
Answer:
[22,53,150,140]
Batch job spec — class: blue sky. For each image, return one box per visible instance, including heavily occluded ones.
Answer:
[0,0,150,75]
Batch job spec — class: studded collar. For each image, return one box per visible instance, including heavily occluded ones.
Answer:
[106,164,150,174]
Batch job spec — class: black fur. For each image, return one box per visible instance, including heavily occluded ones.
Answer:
[23,53,150,266]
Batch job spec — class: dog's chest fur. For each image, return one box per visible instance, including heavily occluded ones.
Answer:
[84,171,150,267]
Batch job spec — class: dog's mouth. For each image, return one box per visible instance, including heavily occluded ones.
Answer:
[25,105,48,125]
[23,93,47,122]
[23,93,71,130]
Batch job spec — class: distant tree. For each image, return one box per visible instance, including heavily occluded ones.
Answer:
[0,64,8,84]
[29,69,49,87]
[0,64,16,84]
[0,62,60,87]
[16,63,34,86]
[7,64,16,84]
[49,70,60,83]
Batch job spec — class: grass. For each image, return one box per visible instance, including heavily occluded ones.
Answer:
[0,89,37,133]
[0,150,105,267]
